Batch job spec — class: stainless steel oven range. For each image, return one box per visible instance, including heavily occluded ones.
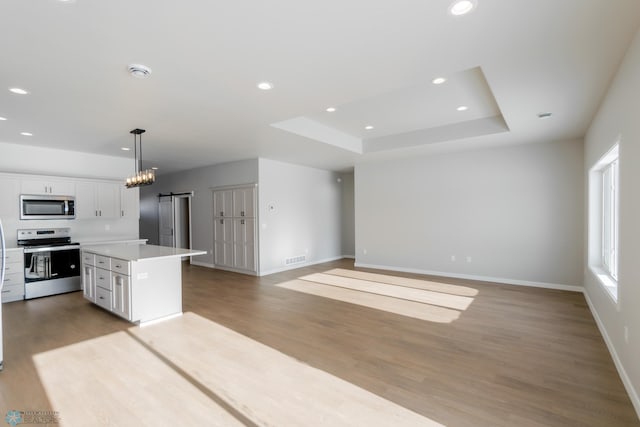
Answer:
[17,228,81,299]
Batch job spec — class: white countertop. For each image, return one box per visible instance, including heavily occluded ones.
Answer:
[77,238,148,246]
[82,244,206,262]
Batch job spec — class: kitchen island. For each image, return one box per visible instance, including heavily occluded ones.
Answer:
[81,244,206,325]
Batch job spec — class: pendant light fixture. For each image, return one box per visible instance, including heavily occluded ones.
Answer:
[125,128,156,188]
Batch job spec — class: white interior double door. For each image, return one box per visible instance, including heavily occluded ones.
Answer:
[213,185,256,273]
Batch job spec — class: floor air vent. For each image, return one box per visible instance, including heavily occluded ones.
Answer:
[285,255,306,265]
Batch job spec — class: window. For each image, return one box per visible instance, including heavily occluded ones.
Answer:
[589,143,619,301]
[601,157,618,280]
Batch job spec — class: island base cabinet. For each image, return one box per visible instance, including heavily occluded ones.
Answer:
[112,273,131,320]
[95,286,112,311]
[130,258,182,324]
[81,248,184,325]
[82,264,96,302]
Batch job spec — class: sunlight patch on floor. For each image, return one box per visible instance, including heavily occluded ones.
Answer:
[130,312,443,426]
[324,268,479,297]
[32,331,244,426]
[276,269,477,323]
[300,273,474,310]
[32,313,444,426]
[278,279,461,323]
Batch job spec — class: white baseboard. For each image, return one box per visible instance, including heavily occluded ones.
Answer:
[353,262,583,292]
[583,291,640,418]
[342,255,356,259]
[259,256,346,276]
[189,261,215,269]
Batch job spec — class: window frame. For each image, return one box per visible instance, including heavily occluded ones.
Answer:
[588,142,619,303]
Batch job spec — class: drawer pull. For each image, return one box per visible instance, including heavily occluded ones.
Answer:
[99,296,104,300]
[2,290,10,294]
[115,265,121,268]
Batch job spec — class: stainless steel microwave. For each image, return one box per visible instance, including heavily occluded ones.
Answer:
[20,195,76,220]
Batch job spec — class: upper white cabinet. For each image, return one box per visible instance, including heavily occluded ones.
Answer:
[75,181,120,219]
[120,187,140,219]
[213,190,234,218]
[0,176,20,219]
[21,178,75,196]
[233,187,256,218]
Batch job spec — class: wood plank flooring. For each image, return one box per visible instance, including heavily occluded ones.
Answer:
[1,259,638,426]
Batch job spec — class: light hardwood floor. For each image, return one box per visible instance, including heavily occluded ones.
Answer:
[1,259,638,426]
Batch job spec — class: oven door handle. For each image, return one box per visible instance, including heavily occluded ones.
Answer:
[24,245,80,254]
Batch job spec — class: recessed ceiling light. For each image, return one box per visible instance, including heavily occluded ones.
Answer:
[9,87,29,95]
[257,81,273,90]
[456,105,469,111]
[0,117,7,121]
[538,112,553,119]
[326,107,336,112]
[449,0,477,16]
[365,125,374,130]
[20,132,33,136]
[127,64,152,79]
[432,77,447,85]
[151,167,159,170]
[121,147,131,151]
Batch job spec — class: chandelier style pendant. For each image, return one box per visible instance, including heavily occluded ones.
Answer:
[125,128,156,188]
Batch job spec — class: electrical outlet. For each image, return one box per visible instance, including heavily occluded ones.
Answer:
[624,326,629,344]
[105,224,110,231]
[466,256,472,263]
[451,255,456,262]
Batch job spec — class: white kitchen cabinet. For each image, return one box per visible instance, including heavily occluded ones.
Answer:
[75,181,120,219]
[0,177,20,219]
[82,264,96,302]
[213,190,234,217]
[112,272,131,320]
[233,218,256,271]
[120,187,139,219]
[232,187,255,218]
[212,185,257,273]
[214,217,234,267]
[21,178,75,196]
[82,251,131,320]
[1,249,25,303]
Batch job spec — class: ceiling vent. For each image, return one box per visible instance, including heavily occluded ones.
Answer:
[127,64,152,79]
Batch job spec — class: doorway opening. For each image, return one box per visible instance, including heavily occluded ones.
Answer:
[158,192,193,257]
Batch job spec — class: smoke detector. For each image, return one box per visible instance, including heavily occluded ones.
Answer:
[127,64,152,79]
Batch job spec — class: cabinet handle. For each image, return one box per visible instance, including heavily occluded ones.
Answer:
[121,210,124,217]
[99,296,104,300]
[241,211,245,217]
[95,210,98,217]
[241,219,245,225]
[99,210,102,217]
[220,211,224,216]
[2,290,10,294]
[220,219,223,224]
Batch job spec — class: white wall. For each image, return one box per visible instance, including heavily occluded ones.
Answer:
[139,159,258,265]
[258,158,342,275]
[354,139,584,288]
[340,171,355,257]
[584,27,640,415]
[0,142,132,179]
